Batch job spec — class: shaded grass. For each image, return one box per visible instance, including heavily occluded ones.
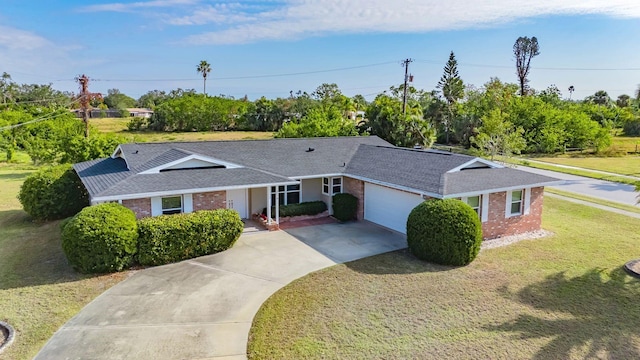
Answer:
[90,117,274,142]
[0,166,128,359]
[534,156,640,177]
[545,188,640,214]
[248,197,640,359]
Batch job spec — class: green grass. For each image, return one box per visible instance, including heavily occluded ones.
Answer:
[611,136,640,153]
[90,117,275,142]
[533,156,640,177]
[0,164,128,359]
[248,197,640,359]
[545,188,640,214]
[505,157,640,186]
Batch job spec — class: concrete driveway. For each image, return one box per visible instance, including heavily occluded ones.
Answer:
[516,165,639,206]
[35,222,406,360]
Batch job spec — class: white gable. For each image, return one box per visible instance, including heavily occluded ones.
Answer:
[139,154,243,174]
[164,158,224,170]
[447,158,503,173]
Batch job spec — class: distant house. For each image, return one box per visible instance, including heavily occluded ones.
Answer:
[73,136,561,239]
[126,108,154,118]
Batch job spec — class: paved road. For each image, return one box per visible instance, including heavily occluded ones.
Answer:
[515,165,639,206]
[35,222,406,360]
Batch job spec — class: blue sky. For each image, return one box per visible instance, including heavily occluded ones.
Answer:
[1,0,639,101]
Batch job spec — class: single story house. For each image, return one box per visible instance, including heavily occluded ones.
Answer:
[126,108,154,118]
[73,136,561,239]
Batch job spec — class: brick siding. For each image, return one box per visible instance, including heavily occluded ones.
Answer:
[343,177,365,220]
[122,198,151,219]
[193,191,227,211]
[481,187,544,239]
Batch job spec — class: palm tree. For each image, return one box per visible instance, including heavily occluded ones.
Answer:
[196,60,211,95]
[568,85,575,100]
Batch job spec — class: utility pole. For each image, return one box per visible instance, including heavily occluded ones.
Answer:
[75,74,102,138]
[401,58,413,115]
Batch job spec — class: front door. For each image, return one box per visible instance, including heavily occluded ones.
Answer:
[226,189,248,219]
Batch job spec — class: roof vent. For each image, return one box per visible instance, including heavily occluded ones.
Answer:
[134,150,139,154]
[306,147,315,152]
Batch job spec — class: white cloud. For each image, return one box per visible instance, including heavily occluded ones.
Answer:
[175,0,640,44]
[0,26,85,83]
[79,0,200,13]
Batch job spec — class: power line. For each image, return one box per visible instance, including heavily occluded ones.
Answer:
[51,61,399,83]
[0,110,73,131]
[415,59,640,71]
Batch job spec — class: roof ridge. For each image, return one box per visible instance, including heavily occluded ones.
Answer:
[118,135,383,146]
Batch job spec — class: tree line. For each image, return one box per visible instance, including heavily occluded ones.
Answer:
[2,35,640,165]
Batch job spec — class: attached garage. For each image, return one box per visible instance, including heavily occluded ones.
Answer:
[364,183,424,234]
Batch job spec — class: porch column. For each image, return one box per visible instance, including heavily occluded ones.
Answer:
[267,186,272,224]
[275,190,280,224]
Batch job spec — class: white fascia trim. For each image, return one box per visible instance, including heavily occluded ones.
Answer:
[139,154,243,174]
[110,145,129,169]
[344,173,442,199]
[92,180,299,203]
[446,158,503,173]
[293,173,344,180]
[110,145,124,159]
[442,181,562,199]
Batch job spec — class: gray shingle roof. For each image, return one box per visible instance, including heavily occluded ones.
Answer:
[118,136,390,177]
[443,167,561,196]
[74,136,560,201]
[98,168,295,197]
[346,145,475,195]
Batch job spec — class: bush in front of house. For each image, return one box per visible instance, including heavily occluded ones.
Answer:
[61,203,138,273]
[406,199,482,266]
[332,193,358,222]
[18,164,89,220]
[137,209,243,266]
[269,201,327,218]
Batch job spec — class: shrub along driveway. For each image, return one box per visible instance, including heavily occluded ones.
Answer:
[34,222,406,360]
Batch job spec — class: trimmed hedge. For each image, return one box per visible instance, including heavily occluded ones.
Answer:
[332,193,357,222]
[18,164,89,220]
[61,203,138,273]
[137,209,243,266]
[269,201,327,218]
[406,199,482,266]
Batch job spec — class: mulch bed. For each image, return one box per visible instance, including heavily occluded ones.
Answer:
[278,216,337,230]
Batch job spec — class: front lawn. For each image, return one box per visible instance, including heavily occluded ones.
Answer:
[0,164,128,359]
[248,197,640,359]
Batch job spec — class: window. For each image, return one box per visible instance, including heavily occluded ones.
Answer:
[466,195,481,217]
[322,177,342,196]
[271,184,301,205]
[161,196,182,215]
[510,190,523,215]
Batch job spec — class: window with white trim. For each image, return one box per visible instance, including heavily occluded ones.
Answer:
[510,190,523,216]
[466,195,481,217]
[322,177,342,196]
[161,196,183,215]
[271,184,301,206]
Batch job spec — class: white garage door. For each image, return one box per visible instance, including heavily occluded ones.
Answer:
[364,183,424,234]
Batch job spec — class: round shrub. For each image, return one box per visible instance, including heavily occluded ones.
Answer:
[137,209,244,266]
[61,203,138,273]
[18,164,89,220]
[332,193,358,222]
[406,199,482,266]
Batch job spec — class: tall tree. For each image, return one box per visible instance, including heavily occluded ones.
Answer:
[436,51,464,144]
[513,36,540,96]
[196,60,212,95]
[472,109,526,161]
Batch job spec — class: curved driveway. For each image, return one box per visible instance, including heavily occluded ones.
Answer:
[35,222,406,360]
[516,165,639,206]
